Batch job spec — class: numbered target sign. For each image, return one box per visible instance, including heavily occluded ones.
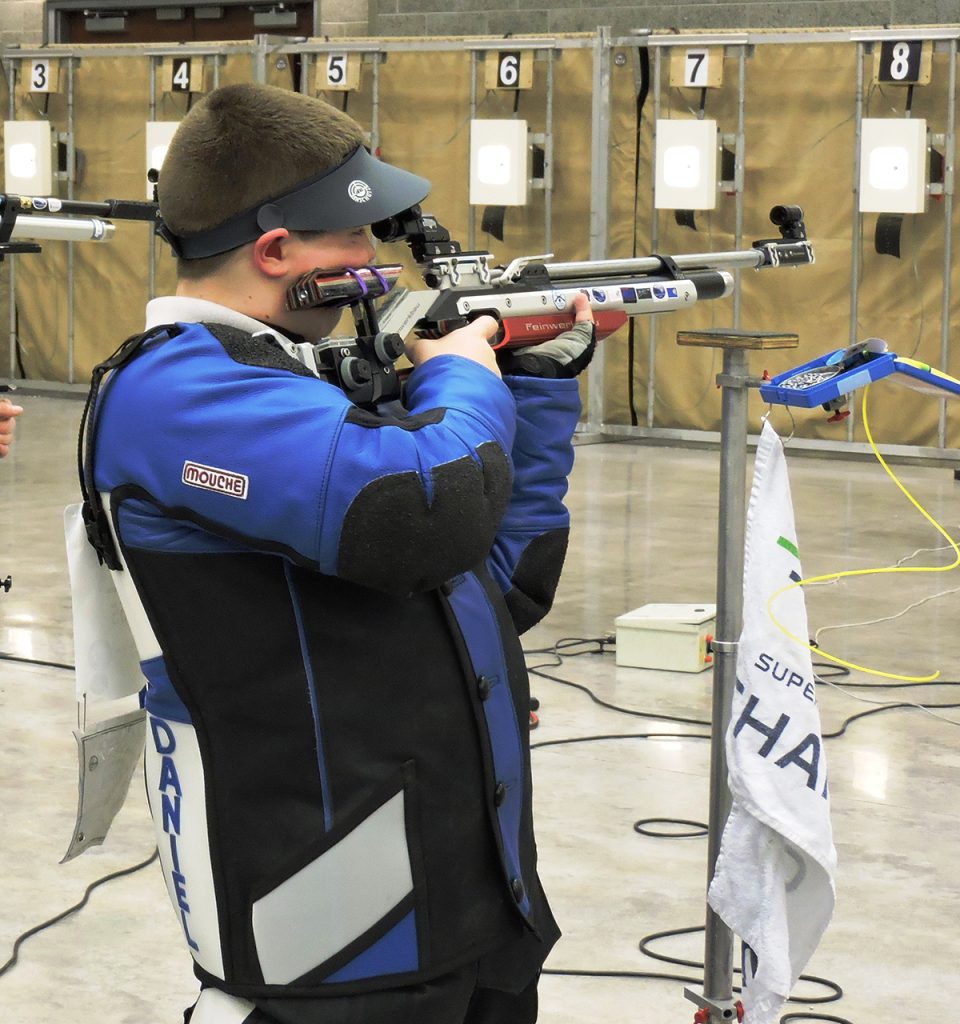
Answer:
[320,53,360,92]
[484,51,533,91]
[669,47,723,89]
[164,57,205,95]
[29,58,59,94]
[875,40,931,85]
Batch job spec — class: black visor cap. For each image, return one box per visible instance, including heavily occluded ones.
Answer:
[162,146,431,260]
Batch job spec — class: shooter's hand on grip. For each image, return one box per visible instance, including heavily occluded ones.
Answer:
[496,292,596,379]
[405,314,502,378]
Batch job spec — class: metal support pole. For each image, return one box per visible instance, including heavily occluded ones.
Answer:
[848,42,865,444]
[678,328,798,1023]
[586,26,612,432]
[544,49,554,256]
[299,51,310,94]
[468,50,478,253]
[937,39,956,448]
[7,58,16,379]
[66,56,76,384]
[700,344,747,1013]
[148,55,157,300]
[253,35,268,84]
[646,45,662,429]
[371,52,381,156]
[732,47,746,329]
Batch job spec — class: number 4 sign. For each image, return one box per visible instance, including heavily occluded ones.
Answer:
[669,47,723,89]
[163,57,205,95]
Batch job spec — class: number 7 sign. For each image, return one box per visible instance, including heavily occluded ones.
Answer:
[669,47,723,89]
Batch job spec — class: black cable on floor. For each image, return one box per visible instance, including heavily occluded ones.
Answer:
[525,636,960,741]
[531,731,709,752]
[0,849,159,978]
[638,926,843,1005]
[0,650,75,672]
[634,817,707,838]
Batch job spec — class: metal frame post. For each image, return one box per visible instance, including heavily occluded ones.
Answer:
[468,50,478,252]
[848,42,865,444]
[66,56,76,383]
[677,329,798,1024]
[732,46,746,328]
[646,45,662,428]
[937,38,956,448]
[699,344,747,1012]
[6,58,16,379]
[148,55,157,300]
[543,48,554,256]
[585,26,612,432]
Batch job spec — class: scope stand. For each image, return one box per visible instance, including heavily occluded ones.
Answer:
[673,328,799,1024]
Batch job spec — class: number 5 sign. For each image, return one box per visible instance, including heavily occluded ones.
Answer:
[669,47,723,89]
[319,53,361,92]
[484,51,533,90]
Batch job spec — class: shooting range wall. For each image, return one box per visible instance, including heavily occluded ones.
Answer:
[1,27,958,457]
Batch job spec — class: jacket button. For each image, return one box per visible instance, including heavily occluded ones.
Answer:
[477,675,493,700]
[510,878,525,903]
[494,782,507,806]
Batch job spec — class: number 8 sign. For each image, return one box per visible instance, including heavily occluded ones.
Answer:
[875,39,931,86]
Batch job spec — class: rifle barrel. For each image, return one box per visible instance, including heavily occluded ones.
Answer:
[536,250,764,281]
[9,215,115,243]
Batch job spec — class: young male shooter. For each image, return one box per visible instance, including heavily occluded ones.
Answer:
[82,83,594,1024]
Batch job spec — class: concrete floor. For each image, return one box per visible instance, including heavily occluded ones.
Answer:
[2,395,959,1023]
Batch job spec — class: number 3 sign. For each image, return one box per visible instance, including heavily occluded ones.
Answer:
[28,59,60,94]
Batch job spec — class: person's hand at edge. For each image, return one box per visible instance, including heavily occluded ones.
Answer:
[0,398,23,458]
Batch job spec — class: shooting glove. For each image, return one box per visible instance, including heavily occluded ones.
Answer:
[496,320,596,379]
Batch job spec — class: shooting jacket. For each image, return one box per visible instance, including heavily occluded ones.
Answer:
[88,298,577,1007]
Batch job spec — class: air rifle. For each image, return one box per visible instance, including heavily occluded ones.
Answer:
[285,203,815,406]
[0,192,815,409]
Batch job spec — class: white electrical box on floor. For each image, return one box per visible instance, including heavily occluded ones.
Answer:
[614,603,716,673]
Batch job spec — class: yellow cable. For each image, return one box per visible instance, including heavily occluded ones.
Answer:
[766,386,959,682]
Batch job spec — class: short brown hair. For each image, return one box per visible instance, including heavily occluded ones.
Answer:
[158,83,364,278]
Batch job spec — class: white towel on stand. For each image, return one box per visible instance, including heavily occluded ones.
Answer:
[707,420,837,1023]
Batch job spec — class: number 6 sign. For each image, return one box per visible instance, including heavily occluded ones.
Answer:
[484,51,533,91]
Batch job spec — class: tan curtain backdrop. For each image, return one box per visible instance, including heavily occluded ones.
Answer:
[2,33,957,448]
